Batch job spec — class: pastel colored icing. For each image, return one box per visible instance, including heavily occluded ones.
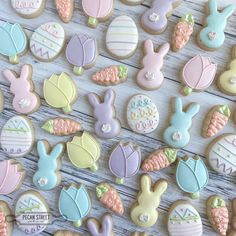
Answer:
[66,34,97,75]
[181,55,217,95]
[15,190,49,234]
[176,156,209,199]
[198,0,235,50]
[163,97,200,149]
[30,22,65,61]
[0,160,25,195]
[33,141,64,190]
[130,174,168,228]
[0,22,27,64]
[0,116,34,157]
[55,0,74,23]
[168,201,202,236]
[88,89,121,139]
[109,142,141,184]
[207,134,236,175]
[59,184,91,227]
[0,212,7,236]
[106,15,138,59]
[127,94,159,134]
[67,132,101,172]
[137,40,169,90]
[44,72,77,114]
[3,64,40,114]
[0,201,13,236]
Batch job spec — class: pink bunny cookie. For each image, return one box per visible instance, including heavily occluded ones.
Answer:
[137,40,169,90]
[87,213,114,236]
[88,89,121,139]
[3,64,40,114]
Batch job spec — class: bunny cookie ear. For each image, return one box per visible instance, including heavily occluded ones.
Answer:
[88,93,100,107]
[186,103,200,117]
[221,4,235,19]
[173,97,183,113]
[153,180,168,197]
[104,89,115,105]
[87,218,100,236]
[158,43,170,57]
[37,140,48,157]
[208,0,218,14]
[20,64,32,80]
[144,40,154,54]
[140,174,151,193]
[101,214,113,235]
[50,143,64,159]
[2,69,16,83]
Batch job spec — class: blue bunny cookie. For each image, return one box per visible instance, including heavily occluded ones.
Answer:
[33,140,65,190]
[198,0,235,51]
[163,97,200,149]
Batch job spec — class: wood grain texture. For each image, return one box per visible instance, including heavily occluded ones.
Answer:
[0,0,236,235]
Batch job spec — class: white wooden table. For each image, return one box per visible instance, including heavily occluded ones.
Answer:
[0,0,236,235]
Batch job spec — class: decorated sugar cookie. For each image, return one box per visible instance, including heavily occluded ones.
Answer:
[0,116,34,158]
[0,160,25,195]
[127,94,159,134]
[66,34,98,75]
[121,0,144,5]
[198,0,235,51]
[82,0,113,28]
[137,40,169,90]
[130,174,168,228]
[106,16,138,59]
[3,64,40,114]
[0,22,27,64]
[15,190,50,234]
[181,55,217,96]
[131,233,148,236]
[59,184,91,227]
[11,0,46,18]
[176,156,209,199]
[207,134,236,175]
[30,22,65,62]
[0,200,13,236]
[44,73,77,114]
[167,201,202,236]
[54,231,81,236]
[229,198,236,236]
[55,0,74,23]
[67,132,101,172]
[0,88,4,112]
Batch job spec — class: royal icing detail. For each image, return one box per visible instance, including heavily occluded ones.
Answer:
[198,0,235,50]
[130,174,167,228]
[55,0,74,23]
[0,201,13,236]
[3,64,40,114]
[163,97,200,149]
[87,213,114,236]
[67,132,101,172]
[33,141,64,190]
[207,134,236,175]
[66,34,97,75]
[137,40,169,90]
[30,22,65,61]
[11,0,45,18]
[168,201,202,236]
[88,89,121,139]
[106,15,138,59]
[127,94,159,134]
[0,160,25,195]
[176,156,209,199]
[109,141,141,184]
[59,184,91,227]
[15,190,50,234]
[181,55,217,95]
[0,116,34,158]
[43,72,77,114]
[0,22,27,64]
[121,0,144,6]
[141,0,182,34]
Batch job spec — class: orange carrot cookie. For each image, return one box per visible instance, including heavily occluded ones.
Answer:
[55,0,74,23]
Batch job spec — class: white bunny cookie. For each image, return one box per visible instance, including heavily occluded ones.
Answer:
[130,174,168,228]
[137,40,169,90]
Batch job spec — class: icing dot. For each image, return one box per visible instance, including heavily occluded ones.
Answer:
[149,13,160,22]
[208,32,217,40]
[145,71,155,81]
[38,178,48,187]
[101,124,111,133]
[229,76,236,84]
[172,131,182,141]
[139,213,150,223]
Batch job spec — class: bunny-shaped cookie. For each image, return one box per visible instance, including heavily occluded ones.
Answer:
[130,174,168,228]
[87,213,114,236]
[163,97,200,149]
[33,140,65,190]
[3,64,40,114]
[137,40,169,90]
[141,0,182,34]
[88,89,121,139]
[198,0,235,51]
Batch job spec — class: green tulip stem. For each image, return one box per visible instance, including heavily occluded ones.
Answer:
[191,192,200,199]
[63,105,72,114]
[9,55,19,64]
[90,163,98,172]
[116,178,124,185]
[182,86,193,96]
[88,17,98,28]
[73,220,82,228]
[73,66,84,76]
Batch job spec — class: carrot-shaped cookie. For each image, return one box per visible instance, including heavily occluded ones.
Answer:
[202,105,230,138]
[92,65,128,86]
[172,14,194,52]
[142,148,178,172]
[55,0,74,23]
[229,198,236,236]
[207,195,229,236]
[96,183,124,215]
[42,118,82,136]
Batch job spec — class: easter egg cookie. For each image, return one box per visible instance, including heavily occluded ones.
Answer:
[0,200,13,236]
[55,0,74,23]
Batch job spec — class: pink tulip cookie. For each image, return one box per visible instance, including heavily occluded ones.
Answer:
[55,0,74,23]
[137,40,169,90]
[3,64,40,114]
